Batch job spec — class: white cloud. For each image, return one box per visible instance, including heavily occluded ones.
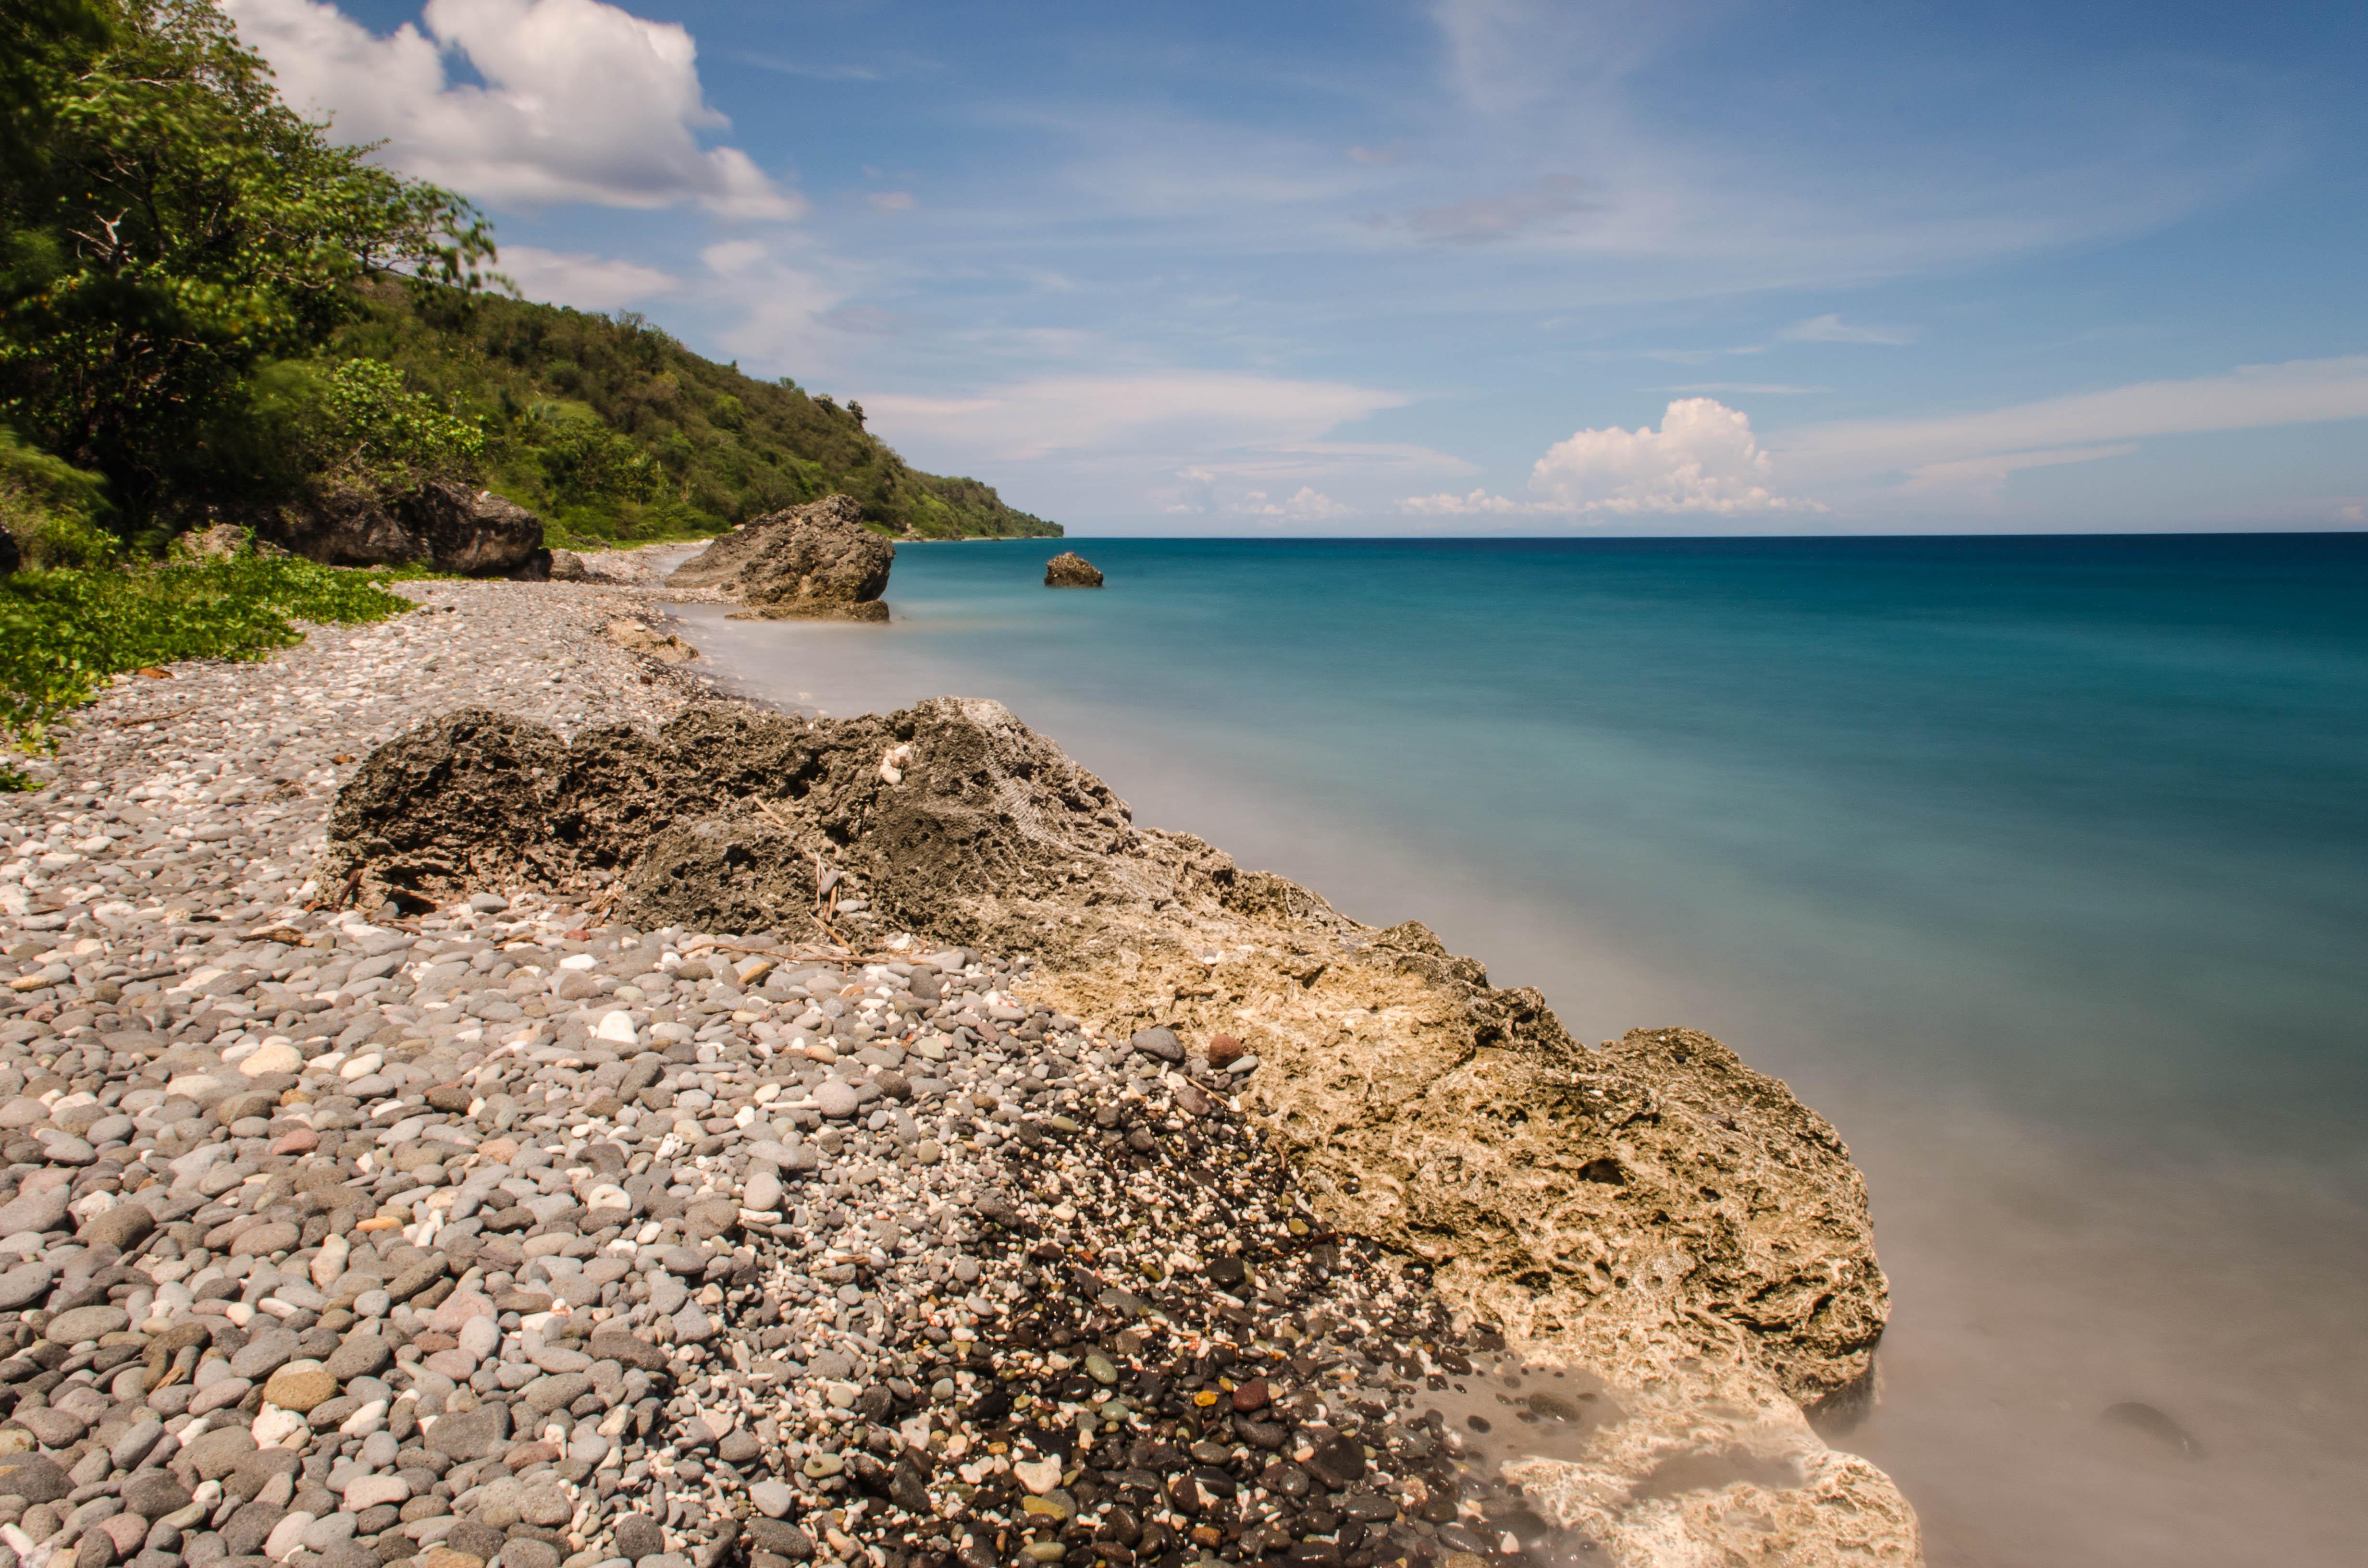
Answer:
[1232,487,1352,520]
[1530,398,1814,514]
[1401,488,1530,515]
[1404,398,1815,517]
[224,0,801,218]
[497,246,679,311]
[861,373,1410,464]
[1781,313,1921,345]
[697,241,849,368]
[1779,354,2368,497]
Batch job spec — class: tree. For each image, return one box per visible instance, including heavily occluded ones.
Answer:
[0,0,494,518]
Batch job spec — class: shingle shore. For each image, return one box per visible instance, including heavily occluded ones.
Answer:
[0,576,1588,1568]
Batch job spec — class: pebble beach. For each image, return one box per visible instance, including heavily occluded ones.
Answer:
[0,570,1584,1568]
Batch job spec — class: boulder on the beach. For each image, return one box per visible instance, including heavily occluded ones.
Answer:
[267,479,544,577]
[326,688,1917,1567]
[667,493,892,621]
[1044,551,1104,588]
[605,619,698,663]
[548,549,590,581]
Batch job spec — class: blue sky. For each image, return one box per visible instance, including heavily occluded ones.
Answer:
[225,0,2368,534]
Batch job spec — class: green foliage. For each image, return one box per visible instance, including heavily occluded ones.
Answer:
[526,402,662,508]
[0,2,1055,547]
[0,0,493,518]
[239,356,484,497]
[0,554,409,747]
[0,423,113,571]
[337,284,1062,544]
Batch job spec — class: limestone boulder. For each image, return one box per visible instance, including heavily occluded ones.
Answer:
[667,494,891,620]
[1044,551,1104,587]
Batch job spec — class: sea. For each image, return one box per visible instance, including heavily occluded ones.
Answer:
[668,534,2368,1568]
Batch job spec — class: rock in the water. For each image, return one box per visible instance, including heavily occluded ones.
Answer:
[1043,551,1104,588]
[666,494,892,621]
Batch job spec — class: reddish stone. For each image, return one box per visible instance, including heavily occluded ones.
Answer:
[1230,1379,1271,1413]
[269,1128,318,1154]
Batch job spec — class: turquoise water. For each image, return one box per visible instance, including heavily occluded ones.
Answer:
[673,535,2368,1566]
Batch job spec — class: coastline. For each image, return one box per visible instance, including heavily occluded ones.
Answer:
[0,551,1921,1568]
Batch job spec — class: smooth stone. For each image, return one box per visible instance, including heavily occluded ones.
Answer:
[342,1475,408,1511]
[45,1304,129,1344]
[262,1366,337,1412]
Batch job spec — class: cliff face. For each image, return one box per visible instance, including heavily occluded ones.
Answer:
[329,695,1922,1566]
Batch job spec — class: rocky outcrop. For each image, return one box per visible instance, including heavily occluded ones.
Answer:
[604,618,697,663]
[666,494,892,621]
[268,479,544,577]
[329,696,1919,1565]
[1044,550,1104,587]
[549,549,591,581]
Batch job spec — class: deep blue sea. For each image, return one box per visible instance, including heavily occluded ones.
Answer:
[673,535,2368,1567]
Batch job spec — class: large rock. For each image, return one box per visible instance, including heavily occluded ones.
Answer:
[272,480,543,577]
[325,692,1919,1566]
[330,698,1152,938]
[1043,551,1103,587]
[666,494,891,621]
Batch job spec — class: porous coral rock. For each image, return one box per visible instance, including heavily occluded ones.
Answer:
[666,493,891,620]
[327,694,1920,1566]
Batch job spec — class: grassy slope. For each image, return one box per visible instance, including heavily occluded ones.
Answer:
[333,284,1060,548]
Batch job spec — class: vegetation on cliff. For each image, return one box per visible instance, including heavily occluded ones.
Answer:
[328,284,1060,546]
[0,0,1056,556]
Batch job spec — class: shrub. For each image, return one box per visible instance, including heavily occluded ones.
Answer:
[0,553,410,747]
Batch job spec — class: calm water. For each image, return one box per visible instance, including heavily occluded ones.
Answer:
[671,535,2368,1567]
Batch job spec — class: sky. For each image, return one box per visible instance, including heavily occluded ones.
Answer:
[221,0,2368,535]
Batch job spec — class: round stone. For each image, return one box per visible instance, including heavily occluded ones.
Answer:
[813,1080,860,1119]
[43,1304,127,1345]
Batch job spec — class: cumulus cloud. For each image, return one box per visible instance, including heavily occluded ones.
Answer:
[1780,313,1920,345]
[224,0,801,218]
[497,246,679,311]
[1403,398,1815,517]
[1530,398,1813,514]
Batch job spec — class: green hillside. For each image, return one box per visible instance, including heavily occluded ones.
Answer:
[0,0,1055,555]
[331,282,1059,547]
